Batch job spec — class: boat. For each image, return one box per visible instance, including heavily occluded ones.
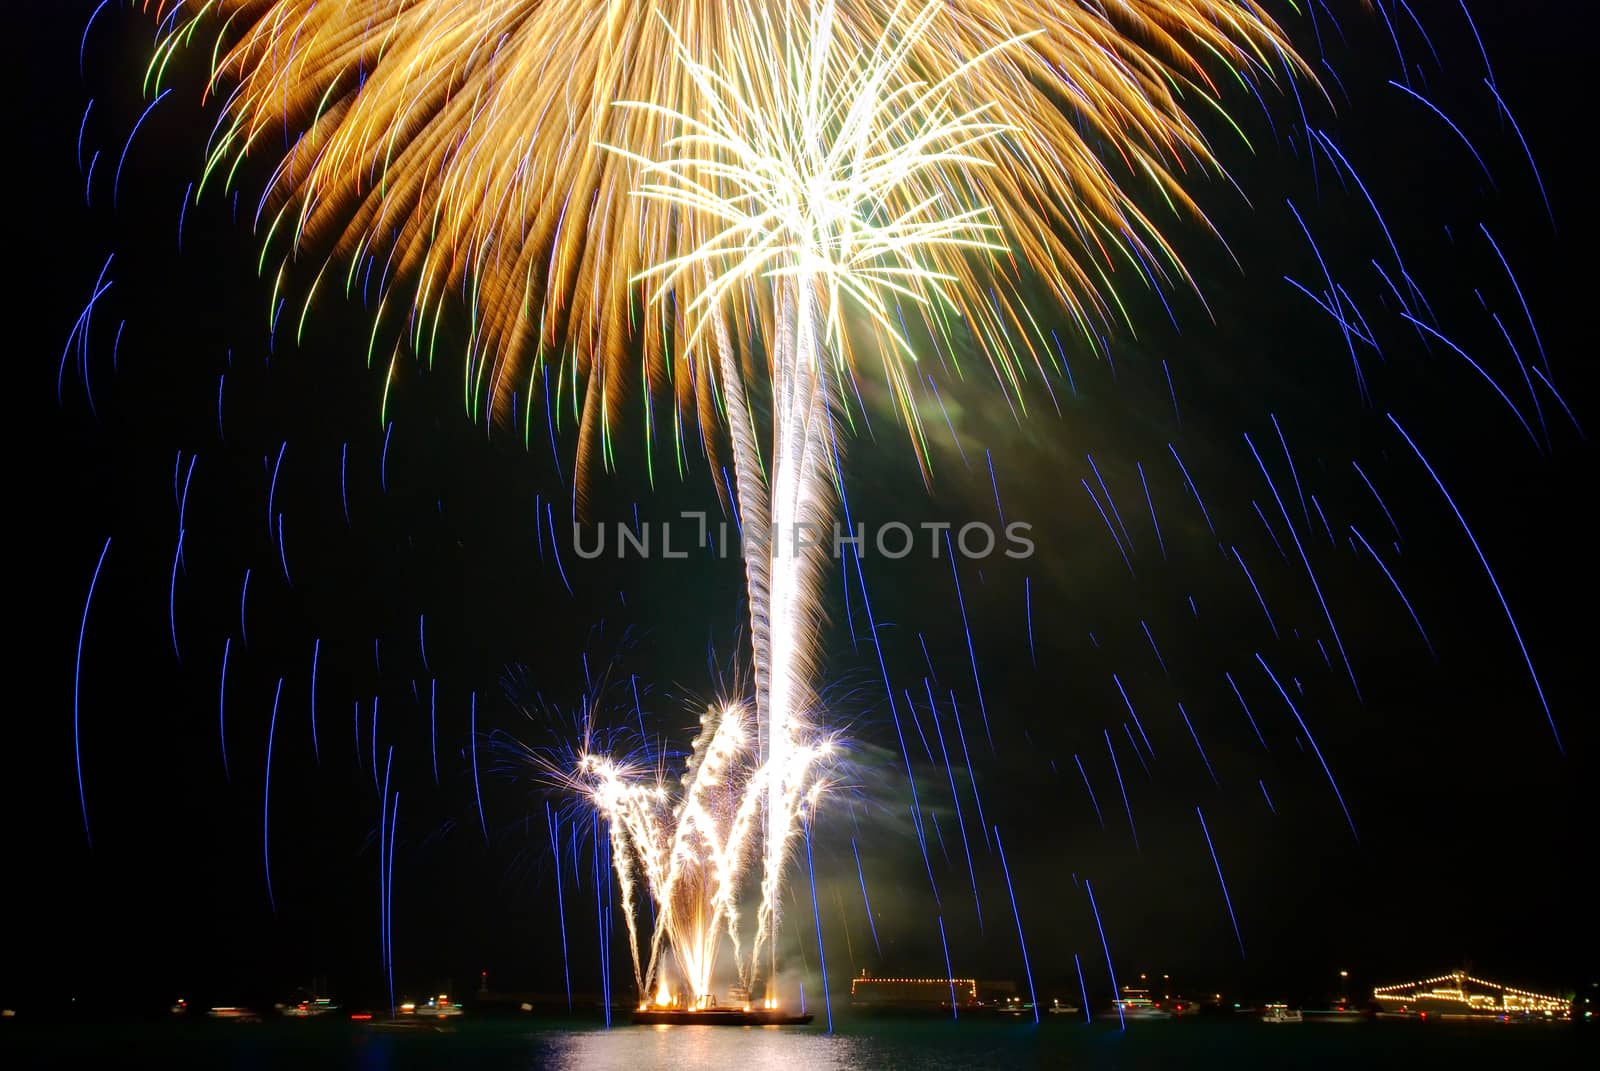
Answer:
[1047,999,1082,1016]
[1097,987,1172,1021]
[398,994,464,1018]
[1261,1004,1303,1023]
[632,1006,814,1026]
[277,989,340,1018]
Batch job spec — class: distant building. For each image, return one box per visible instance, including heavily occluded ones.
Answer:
[1372,970,1569,1020]
[850,973,976,1006]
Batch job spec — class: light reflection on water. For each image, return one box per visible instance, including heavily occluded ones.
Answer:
[528,1025,871,1071]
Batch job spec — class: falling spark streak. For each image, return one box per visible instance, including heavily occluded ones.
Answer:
[852,837,882,957]
[803,813,832,1033]
[1140,620,1169,678]
[238,567,251,647]
[1195,807,1244,958]
[937,914,958,1019]
[1388,81,1496,188]
[1179,704,1220,787]
[1085,879,1124,1030]
[1113,674,1155,756]
[471,691,488,842]
[948,691,991,853]
[168,530,185,663]
[1259,779,1276,814]
[1256,653,1358,840]
[1481,82,1554,232]
[264,677,283,913]
[309,639,321,762]
[1075,953,1092,1022]
[1168,443,1216,534]
[1104,730,1139,853]
[74,537,112,847]
[1232,547,1279,639]
[1137,461,1167,560]
[1074,754,1106,831]
[1024,577,1035,666]
[941,534,993,753]
[1349,525,1436,659]
[929,691,982,926]
[1084,479,1135,574]
[113,89,172,209]
[546,803,572,1010]
[1478,223,1549,375]
[1245,433,1361,703]
[1387,415,1560,751]
[994,828,1038,1024]
[1225,671,1268,751]
[428,680,438,784]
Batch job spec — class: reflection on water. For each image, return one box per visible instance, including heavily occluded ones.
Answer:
[533,1026,868,1071]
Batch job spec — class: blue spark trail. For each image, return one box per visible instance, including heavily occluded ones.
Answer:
[471,691,489,840]
[276,515,291,587]
[1225,671,1268,751]
[1168,443,1216,534]
[1083,479,1134,574]
[1137,461,1166,559]
[380,421,394,493]
[948,691,991,853]
[1457,0,1496,83]
[310,638,321,762]
[1140,620,1169,677]
[937,913,958,1018]
[804,814,833,1033]
[113,89,171,209]
[889,703,940,902]
[1388,81,1496,188]
[419,614,430,674]
[994,828,1038,1023]
[1349,525,1436,659]
[1482,82,1554,231]
[1529,365,1585,439]
[74,537,112,846]
[1270,414,1311,533]
[1232,547,1279,639]
[1252,500,1288,559]
[1085,880,1124,1030]
[1073,754,1105,830]
[1162,360,1181,427]
[168,530,185,662]
[1196,807,1244,957]
[1179,704,1219,787]
[930,692,982,925]
[1399,314,1539,450]
[1259,779,1276,815]
[1257,653,1358,839]
[1246,434,1361,703]
[340,443,351,526]
[219,638,233,780]
[429,679,439,783]
[1122,724,1152,779]
[1024,577,1035,666]
[1388,415,1560,751]
[985,450,1006,527]
[264,677,283,913]
[267,441,286,535]
[546,502,573,595]
[1478,223,1548,374]
[1087,454,1135,552]
[385,789,399,1015]
[239,568,252,647]
[1351,461,1402,543]
[944,534,992,753]
[1112,674,1154,755]
[1075,953,1092,1022]
[547,803,572,1009]
[1104,730,1139,852]
[370,698,381,790]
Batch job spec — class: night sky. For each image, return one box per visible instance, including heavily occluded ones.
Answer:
[10,2,1594,1016]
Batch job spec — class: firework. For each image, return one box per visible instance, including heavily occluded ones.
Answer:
[157,0,1305,1005]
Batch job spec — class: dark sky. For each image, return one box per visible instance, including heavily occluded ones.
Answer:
[10,2,1594,1014]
